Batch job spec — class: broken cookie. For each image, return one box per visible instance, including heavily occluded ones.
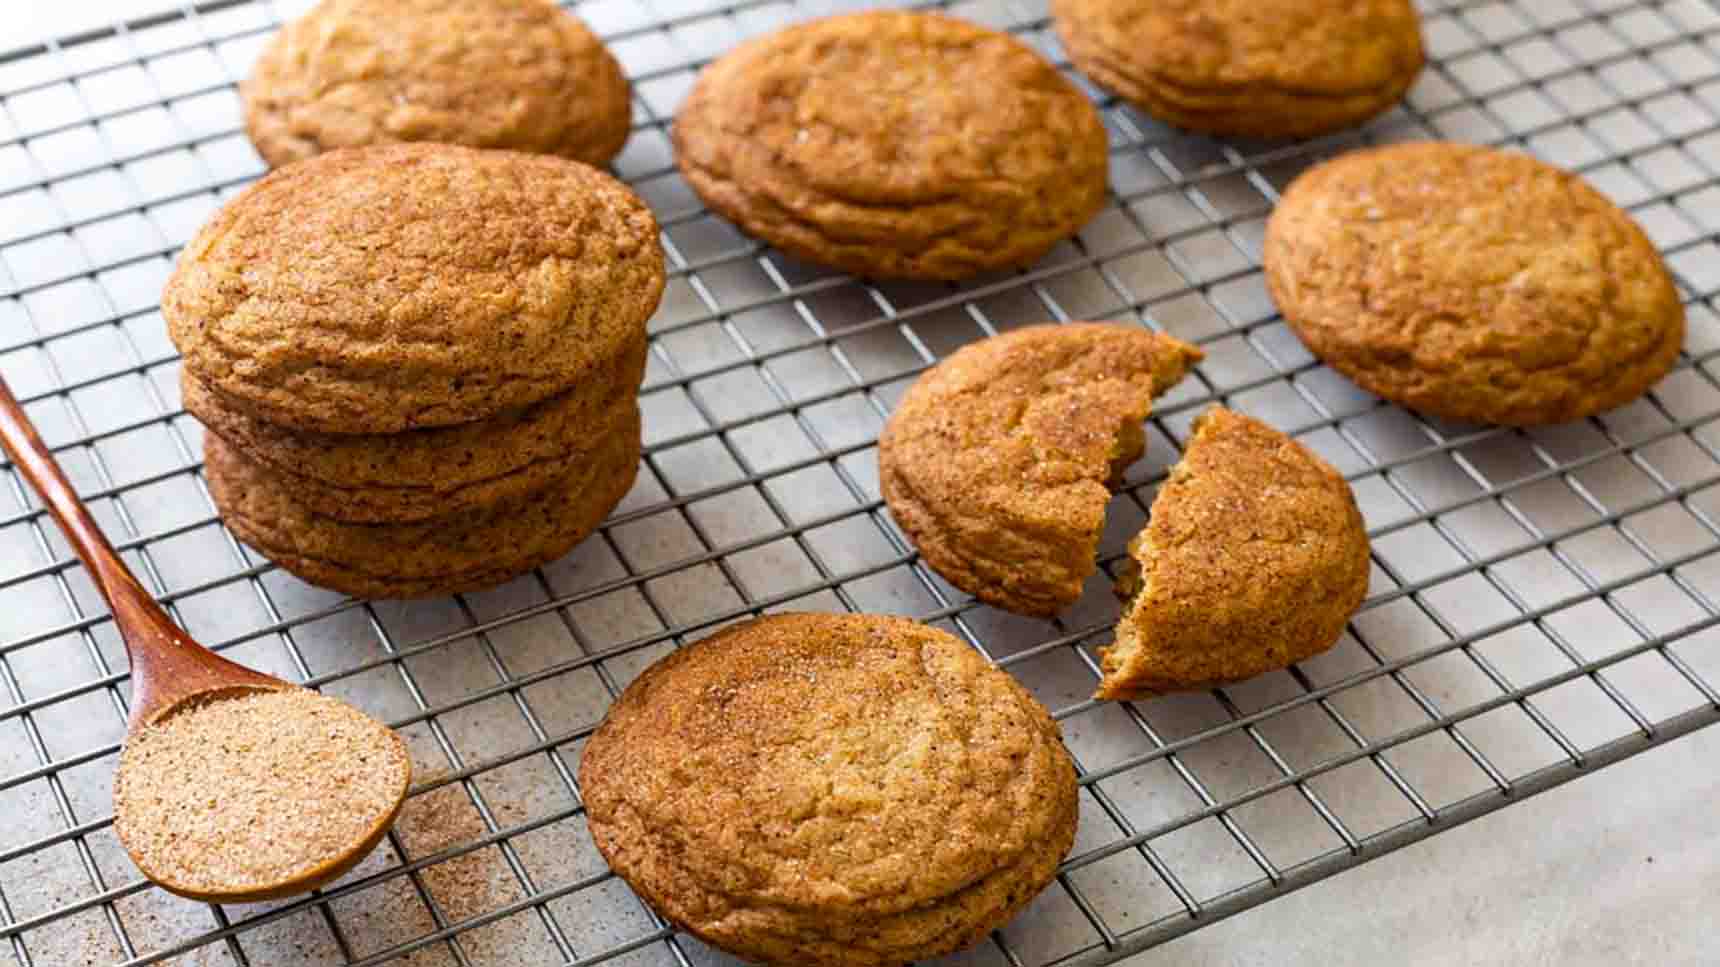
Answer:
[1096,408,1370,699]
[879,323,1203,616]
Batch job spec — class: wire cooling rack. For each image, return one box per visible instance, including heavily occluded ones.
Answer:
[2,0,1719,964]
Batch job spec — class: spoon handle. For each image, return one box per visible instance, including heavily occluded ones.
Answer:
[0,376,277,728]
[0,377,154,608]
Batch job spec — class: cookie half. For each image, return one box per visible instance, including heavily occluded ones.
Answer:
[579,612,1078,967]
[182,337,644,523]
[1264,142,1685,425]
[243,0,632,167]
[165,143,664,434]
[1052,0,1423,139]
[880,323,1203,616]
[205,407,641,599]
[1096,408,1370,700]
[673,10,1109,280]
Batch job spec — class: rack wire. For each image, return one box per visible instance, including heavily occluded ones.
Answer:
[1,0,1718,963]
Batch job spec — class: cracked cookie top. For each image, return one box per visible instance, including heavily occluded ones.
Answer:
[1096,408,1370,700]
[242,0,632,167]
[1265,142,1683,425]
[164,143,663,433]
[880,323,1203,616]
[578,613,1078,966]
[672,10,1109,280]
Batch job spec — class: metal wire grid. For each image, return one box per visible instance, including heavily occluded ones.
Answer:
[0,0,1717,963]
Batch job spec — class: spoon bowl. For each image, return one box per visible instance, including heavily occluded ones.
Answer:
[115,682,410,903]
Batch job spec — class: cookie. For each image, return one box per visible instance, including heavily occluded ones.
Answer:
[199,396,635,525]
[1095,408,1370,700]
[205,407,641,599]
[1052,0,1423,139]
[242,0,632,167]
[1264,142,1685,425]
[579,612,1077,966]
[164,143,663,434]
[181,338,644,523]
[673,10,1109,280]
[879,323,1203,616]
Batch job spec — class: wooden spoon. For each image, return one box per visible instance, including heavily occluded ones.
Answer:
[0,375,410,902]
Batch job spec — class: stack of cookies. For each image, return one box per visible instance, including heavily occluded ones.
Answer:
[165,143,665,599]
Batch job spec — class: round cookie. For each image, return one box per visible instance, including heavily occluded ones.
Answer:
[205,407,641,599]
[164,143,664,434]
[879,323,1203,617]
[672,10,1109,281]
[1095,408,1370,700]
[579,612,1078,967]
[1264,142,1685,425]
[1052,0,1423,139]
[181,338,645,523]
[199,396,635,525]
[242,0,632,167]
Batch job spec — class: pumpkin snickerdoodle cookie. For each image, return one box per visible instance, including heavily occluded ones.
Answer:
[673,10,1109,280]
[203,408,641,600]
[180,341,644,524]
[1095,408,1370,700]
[169,143,663,597]
[165,143,662,435]
[579,612,1078,966]
[242,0,632,167]
[879,323,1203,617]
[1264,142,1685,425]
[1052,0,1423,139]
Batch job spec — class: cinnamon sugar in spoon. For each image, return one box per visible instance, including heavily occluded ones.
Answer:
[0,375,409,902]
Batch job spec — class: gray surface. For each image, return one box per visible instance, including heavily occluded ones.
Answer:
[1124,726,1720,967]
[2,0,1719,965]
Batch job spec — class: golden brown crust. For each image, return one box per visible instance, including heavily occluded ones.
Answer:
[1264,142,1686,425]
[182,336,644,523]
[1095,408,1370,700]
[242,0,632,167]
[1052,0,1423,138]
[164,143,664,434]
[200,400,633,526]
[204,407,640,599]
[879,324,1203,617]
[672,10,1109,280]
[579,613,1078,967]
